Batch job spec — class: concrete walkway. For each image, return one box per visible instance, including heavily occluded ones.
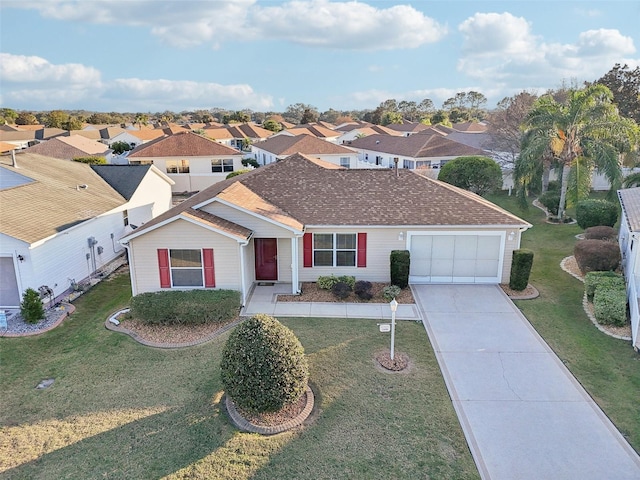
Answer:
[241,283,420,320]
[412,284,640,480]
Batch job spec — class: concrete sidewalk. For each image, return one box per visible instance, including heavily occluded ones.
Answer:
[412,284,640,480]
[241,283,420,320]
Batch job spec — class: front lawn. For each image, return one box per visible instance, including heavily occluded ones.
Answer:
[0,274,479,479]
[487,191,640,452]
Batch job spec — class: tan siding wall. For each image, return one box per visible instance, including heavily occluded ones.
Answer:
[129,219,241,294]
[202,203,296,238]
[277,238,293,282]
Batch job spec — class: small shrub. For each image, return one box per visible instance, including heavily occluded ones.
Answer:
[220,314,308,414]
[226,169,251,179]
[593,278,627,326]
[317,275,339,290]
[354,280,373,300]
[129,289,240,325]
[72,156,107,164]
[337,275,355,289]
[546,181,560,192]
[332,281,352,299]
[20,288,45,324]
[242,157,260,169]
[584,271,623,301]
[576,199,618,229]
[574,239,621,274]
[390,250,410,289]
[509,249,534,291]
[538,191,560,216]
[583,226,617,242]
[383,285,401,302]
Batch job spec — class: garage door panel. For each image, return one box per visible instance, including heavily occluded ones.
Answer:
[0,257,21,307]
[410,233,503,284]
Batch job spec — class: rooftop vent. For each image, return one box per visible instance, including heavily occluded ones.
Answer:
[76,184,88,190]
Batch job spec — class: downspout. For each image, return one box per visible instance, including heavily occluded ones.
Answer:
[239,233,253,307]
[120,241,138,296]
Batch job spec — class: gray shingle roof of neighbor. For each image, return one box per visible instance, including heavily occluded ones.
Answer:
[127,153,530,239]
[91,165,153,200]
[348,132,487,158]
[252,133,356,156]
[618,187,640,232]
[0,152,126,244]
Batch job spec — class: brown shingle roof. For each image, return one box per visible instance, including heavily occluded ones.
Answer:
[25,136,109,160]
[127,129,167,141]
[286,125,339,138]
[182,208,252,240]
[252,134,356,156]
[126,153,529,239]
[348,133,486,158]
[0,153,125,244]
[128,131,240,157]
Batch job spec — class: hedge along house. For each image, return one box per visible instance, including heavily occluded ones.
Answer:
[120,153,531,306]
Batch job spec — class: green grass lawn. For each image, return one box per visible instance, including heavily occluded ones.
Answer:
[487,191,640,451]
[0,274,479,480]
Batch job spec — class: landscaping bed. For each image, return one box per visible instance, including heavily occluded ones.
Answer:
[277,282,414,303]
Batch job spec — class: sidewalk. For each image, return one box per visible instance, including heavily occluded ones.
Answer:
[241,283,420,320]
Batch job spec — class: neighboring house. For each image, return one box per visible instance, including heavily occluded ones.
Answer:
[0,152,174,308]
[204,123,274,151]
[385,122,432,136]
[348,131,487,171]
[279,124,341,143]
[0,130,37,150]
[25,135,113,162]
[251,134,359,168]
[0,142,17,154]
[126,131,244,193]
[337,125,404,144]
[120,153,531,306]
[617,187,640,351]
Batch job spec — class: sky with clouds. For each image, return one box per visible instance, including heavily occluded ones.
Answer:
[1,0,638,114]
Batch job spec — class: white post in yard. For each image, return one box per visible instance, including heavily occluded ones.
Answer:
[390,298,398,360]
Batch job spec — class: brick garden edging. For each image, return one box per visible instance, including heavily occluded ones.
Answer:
[104,308,244,349]
[224,386,315,435]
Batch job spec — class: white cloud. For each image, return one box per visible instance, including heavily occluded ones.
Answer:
[250,0,447,50]
[457,13,638,88]
[0,53,101,85]
[12,0,446,50]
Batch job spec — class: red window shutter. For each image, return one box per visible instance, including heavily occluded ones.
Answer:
[157,249,170,288]
[203,248,216,288]
[357,233,367,268]
[303,233,313,267]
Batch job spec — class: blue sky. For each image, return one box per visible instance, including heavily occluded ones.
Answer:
[1,0,639,114]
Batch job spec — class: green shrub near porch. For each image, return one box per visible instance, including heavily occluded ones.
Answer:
[129,289,241,325]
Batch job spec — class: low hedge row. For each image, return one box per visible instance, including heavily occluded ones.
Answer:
[129,289,241,325]
[584,271,622,300]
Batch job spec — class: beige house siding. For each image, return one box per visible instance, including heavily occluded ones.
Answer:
[276,238,293,282]
[202,203,297,238]
[128,218,242,294]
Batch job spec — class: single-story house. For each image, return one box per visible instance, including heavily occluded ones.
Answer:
[251,134,359,167]
[348,130,488,171]
[617,187,640,351]
[0,152,174,308]
[278,124,342,143]
[120,153,531,306]
[204,123,275,151]
[24,135,114,162]
[337,125,404,145]
[126,131,244,193]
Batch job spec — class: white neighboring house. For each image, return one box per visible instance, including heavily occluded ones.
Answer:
[251,134,359,168]
[0,152,174,308]
[126,131,244,193]
[348,130,488,172]
[617,187,640,351]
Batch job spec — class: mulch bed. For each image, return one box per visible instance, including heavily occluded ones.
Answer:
[278,282,414,304]
[375,351,410,371]
[233,393,308,427]
[118,315,239,344]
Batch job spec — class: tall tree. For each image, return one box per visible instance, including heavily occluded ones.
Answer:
[0,108,18,124]
[518,84,639,220]
[15,112,38,125]
[44,110,69,128]
[594,63,640,123]
[300,108,317,124]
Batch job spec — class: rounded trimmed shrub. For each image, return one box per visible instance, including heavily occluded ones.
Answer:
[574,239,621,274]
[332,281,352,299]
[354,280,373,300]
[220,314,308,414]
[538,191,560,216]
[576,199,618,229]
[437,155,503,195]
[584,271,624,301]
[383,285,401,302]
[583,226,617,242]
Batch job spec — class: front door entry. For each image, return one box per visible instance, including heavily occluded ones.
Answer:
[255,238,278,281]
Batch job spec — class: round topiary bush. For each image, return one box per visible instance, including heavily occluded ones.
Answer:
[574,239,621,274]
[220,314,308,414]
[332,281,352,299]
[583,226,617,242]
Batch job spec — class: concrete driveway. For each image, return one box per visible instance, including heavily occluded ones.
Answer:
[412,284,640,480]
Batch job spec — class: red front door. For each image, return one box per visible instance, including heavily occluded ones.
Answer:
[255,238,278,281]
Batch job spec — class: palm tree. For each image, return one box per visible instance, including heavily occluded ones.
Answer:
[518,84,638,219]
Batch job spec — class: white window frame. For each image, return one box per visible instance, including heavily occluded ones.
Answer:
[166,159,190,174]
[313,233,357,267]
[169,249,204,287]
[339,157,350,168]
[211,158,234,173]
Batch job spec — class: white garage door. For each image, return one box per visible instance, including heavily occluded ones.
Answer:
[409,233,503,284]
[0,257,21,307]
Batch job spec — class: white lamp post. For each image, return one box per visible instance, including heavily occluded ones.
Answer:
[389,298,398,360]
